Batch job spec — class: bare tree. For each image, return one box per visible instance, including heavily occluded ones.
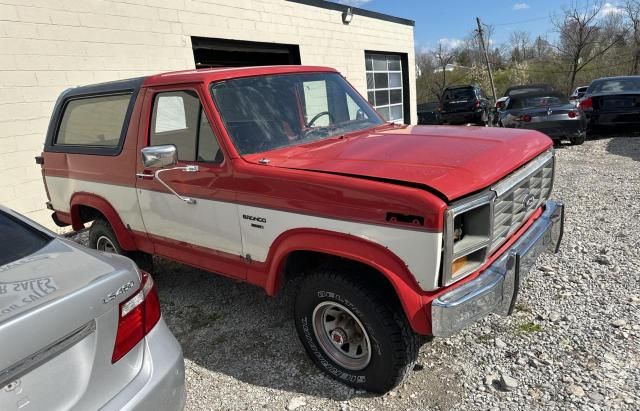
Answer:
[415,50,437,102]
[625,0,640,74]
[552,1,625,93]
[533,35,553,59]
[510,31,531,62]
[432,42,457,98]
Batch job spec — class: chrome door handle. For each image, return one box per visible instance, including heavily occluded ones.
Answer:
[136,173,154,179]
[154,165,199,204]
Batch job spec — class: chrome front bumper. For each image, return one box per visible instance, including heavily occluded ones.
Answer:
[431,200,564,337]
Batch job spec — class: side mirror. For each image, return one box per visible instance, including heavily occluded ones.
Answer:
[141,145,178,169]
[356,109,367,121]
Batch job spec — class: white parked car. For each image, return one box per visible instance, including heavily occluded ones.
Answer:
[0,206,185,410]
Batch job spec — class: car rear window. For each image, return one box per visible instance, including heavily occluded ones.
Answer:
[0,212,52,267]
[508,93,568,109]
[589,78,640,94]
[508,88,547,96]
[55,93,132,147]
[444,88,475,100]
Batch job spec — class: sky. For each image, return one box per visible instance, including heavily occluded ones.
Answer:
[333,0,625,51]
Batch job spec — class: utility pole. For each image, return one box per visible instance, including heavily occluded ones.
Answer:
[476,17,497,103]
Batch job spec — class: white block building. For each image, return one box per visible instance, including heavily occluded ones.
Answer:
[0,0,416,228]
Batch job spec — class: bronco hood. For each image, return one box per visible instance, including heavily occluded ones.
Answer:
[245,125,553,201]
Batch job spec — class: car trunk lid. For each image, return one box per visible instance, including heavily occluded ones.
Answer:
[0,238,143,409]
[592,93,640,112]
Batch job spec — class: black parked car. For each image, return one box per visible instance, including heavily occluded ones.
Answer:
[500,90,586,145]
[417,101,441,125]
[438,85,491,125]
[580,76,640,130]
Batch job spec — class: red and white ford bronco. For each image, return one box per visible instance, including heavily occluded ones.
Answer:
[39,66,564,393]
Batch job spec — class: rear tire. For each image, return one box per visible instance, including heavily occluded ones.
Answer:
[294,268,419,393]
[88,218,153,272]
[570,133,586,145]
[89,218,123,254]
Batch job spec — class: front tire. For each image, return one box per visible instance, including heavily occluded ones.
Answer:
[294,268,419,393]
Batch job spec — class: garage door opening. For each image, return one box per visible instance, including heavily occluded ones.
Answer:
[192,37,301,68]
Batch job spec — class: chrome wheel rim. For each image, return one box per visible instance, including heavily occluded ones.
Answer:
[312,301,371,370]
[96,235,117,254]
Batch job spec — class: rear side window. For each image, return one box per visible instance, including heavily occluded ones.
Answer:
[56,94,131,147]
[0,212,52,267]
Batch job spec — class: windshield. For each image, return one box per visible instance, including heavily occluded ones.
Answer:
[210,72,383,155]
[0,211,52,267]
[588,78,640,94]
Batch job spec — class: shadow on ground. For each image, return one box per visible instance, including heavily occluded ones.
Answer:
[606,137,640,162]
[150,257,460,405]
[555,129,640,162]
[586,127,640,161]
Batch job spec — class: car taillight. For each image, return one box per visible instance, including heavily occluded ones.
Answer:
[437,103,442,112]
[578,97,592,109]
[568,111,577,118]
[474,100,481,108]
[517,114,532,122]
[112,271,161,363]
[496,101,504,109]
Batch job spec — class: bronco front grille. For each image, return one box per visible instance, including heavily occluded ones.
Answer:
[490,151,554,252]
[441,149,555,287]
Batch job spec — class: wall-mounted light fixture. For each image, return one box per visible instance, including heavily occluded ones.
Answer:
[342,7,353,24]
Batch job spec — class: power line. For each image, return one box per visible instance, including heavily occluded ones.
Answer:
[492,15,553,27]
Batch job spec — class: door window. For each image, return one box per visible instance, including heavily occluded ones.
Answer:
[150,91,222,163]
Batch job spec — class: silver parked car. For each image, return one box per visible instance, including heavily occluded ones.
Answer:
[0,206,185,410]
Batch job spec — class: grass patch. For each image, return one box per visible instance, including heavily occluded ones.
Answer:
[514,303,532,313]
[517,322,542,334]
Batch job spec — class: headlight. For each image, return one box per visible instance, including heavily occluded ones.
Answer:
[442,192,495,286]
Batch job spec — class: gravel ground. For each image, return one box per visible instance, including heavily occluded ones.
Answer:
[74,136,640,410]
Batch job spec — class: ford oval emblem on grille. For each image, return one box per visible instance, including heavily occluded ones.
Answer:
[523,193,536,209]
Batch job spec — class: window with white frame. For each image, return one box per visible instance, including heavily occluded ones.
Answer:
[365,53,404,123]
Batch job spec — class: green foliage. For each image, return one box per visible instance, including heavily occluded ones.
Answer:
[516,322,542,334]
[415,2,640,100]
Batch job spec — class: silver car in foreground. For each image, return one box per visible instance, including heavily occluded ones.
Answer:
[0,207,185,410]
